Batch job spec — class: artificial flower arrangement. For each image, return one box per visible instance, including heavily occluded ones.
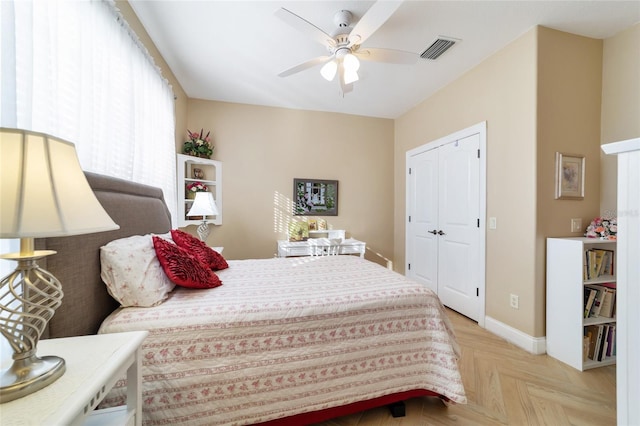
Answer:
[584,216,617,240]
[183,129,213,158]
[186,181,208,196]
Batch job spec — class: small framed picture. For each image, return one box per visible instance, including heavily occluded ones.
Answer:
[308,219,317,231]
[288,221,309,241]
[317,219,327,230]
[555,152,585,200]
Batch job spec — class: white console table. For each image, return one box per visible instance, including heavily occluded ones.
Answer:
[277,238,365,258]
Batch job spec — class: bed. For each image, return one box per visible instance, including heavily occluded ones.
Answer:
[36,172,466,425]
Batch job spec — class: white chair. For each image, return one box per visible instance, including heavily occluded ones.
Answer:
[308,238,342,256]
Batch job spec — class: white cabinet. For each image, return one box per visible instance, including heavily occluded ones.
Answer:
[176,154,222,227]
[546,237,617,371]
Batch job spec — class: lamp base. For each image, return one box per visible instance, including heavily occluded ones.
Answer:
[196,219,210,242]
[0,354,65,403]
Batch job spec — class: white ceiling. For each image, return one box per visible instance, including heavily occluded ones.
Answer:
[129,1,640,119]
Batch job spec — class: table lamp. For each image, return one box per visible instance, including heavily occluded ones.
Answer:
[0,128,119,402]
[186,192,219,241]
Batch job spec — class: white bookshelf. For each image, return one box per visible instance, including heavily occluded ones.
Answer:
[546,237,616,371]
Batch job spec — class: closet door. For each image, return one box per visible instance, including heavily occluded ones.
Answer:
[406,133,481,321]
[406,147,439,293]
[437,135,480,319]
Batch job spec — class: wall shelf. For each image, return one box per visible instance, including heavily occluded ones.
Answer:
[177,154,222,227]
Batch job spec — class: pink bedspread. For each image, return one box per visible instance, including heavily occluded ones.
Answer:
[99,256,466,425]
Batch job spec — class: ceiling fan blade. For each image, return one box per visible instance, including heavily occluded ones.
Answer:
[278,56,332,78]
[275,8,336,48]
[354,47,417,64]
[348,0,403,47]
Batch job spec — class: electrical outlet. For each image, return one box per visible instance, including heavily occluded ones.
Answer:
[571,218,582,233]
[510,294,519,309]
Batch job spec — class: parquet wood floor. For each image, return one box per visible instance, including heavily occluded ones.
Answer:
[315,309,616,426]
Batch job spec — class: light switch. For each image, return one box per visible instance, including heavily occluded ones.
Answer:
[571,218,582,233]
[489,217,497,229]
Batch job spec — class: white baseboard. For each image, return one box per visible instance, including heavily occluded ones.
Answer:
[484,316,546,355]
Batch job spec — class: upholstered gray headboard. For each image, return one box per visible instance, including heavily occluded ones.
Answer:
[36,172,172,339]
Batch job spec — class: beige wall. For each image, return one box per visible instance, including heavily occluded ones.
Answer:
[395,28,538,335]
[600,23,640,214]
[536,27,603,335]
[395,26,604,337]
[185,100,395,264]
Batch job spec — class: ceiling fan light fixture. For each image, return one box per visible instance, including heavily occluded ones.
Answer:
[320,60,338,81]
[343,52,360,72]
[343,68,359,85]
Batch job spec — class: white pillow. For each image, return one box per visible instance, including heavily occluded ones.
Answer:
[100,233,175,307]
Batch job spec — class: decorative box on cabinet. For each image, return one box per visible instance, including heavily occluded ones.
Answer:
[546,237,616,371]
[177,154,222,227]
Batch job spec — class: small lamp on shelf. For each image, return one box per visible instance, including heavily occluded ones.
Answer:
[186,192,219,242]
[0,128,119,402]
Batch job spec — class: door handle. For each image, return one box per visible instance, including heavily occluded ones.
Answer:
[438,230,446,235]
[428,230,437,235]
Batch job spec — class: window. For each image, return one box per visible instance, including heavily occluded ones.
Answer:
[1,0,177,225]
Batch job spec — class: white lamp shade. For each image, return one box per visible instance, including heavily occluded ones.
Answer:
[0,128,120,238]
[187,192,219,217]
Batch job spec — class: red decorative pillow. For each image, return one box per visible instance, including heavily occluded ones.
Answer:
[170,229,229,271]
[152,236,222,289]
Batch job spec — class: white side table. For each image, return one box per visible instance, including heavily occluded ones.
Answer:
[0,330,148,426]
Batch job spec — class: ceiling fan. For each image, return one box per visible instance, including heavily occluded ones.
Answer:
[275,0,417,94]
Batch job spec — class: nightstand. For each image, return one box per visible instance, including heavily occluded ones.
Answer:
[1,330,148,425]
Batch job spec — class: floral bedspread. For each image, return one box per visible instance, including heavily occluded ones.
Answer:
[99,256,466,425]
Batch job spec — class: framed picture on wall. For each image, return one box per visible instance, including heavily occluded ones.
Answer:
[293,178,338,216]
[555,152,585,200]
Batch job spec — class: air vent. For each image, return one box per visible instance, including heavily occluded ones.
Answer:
[420,37,458,60]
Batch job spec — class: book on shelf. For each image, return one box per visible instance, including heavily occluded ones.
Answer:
[583,333,590,362]
[597,325,609,361]
[585,324,602,360]
[584,323,616,362]
[584,248,615,280]
[608,326,616,357]
[585,283,616,318]
[586,285,606,318]
[600,249,615,276]
[584,287,598,318]
[598,285,616,318]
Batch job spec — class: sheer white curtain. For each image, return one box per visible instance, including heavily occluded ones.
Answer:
[0,0,177,226]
